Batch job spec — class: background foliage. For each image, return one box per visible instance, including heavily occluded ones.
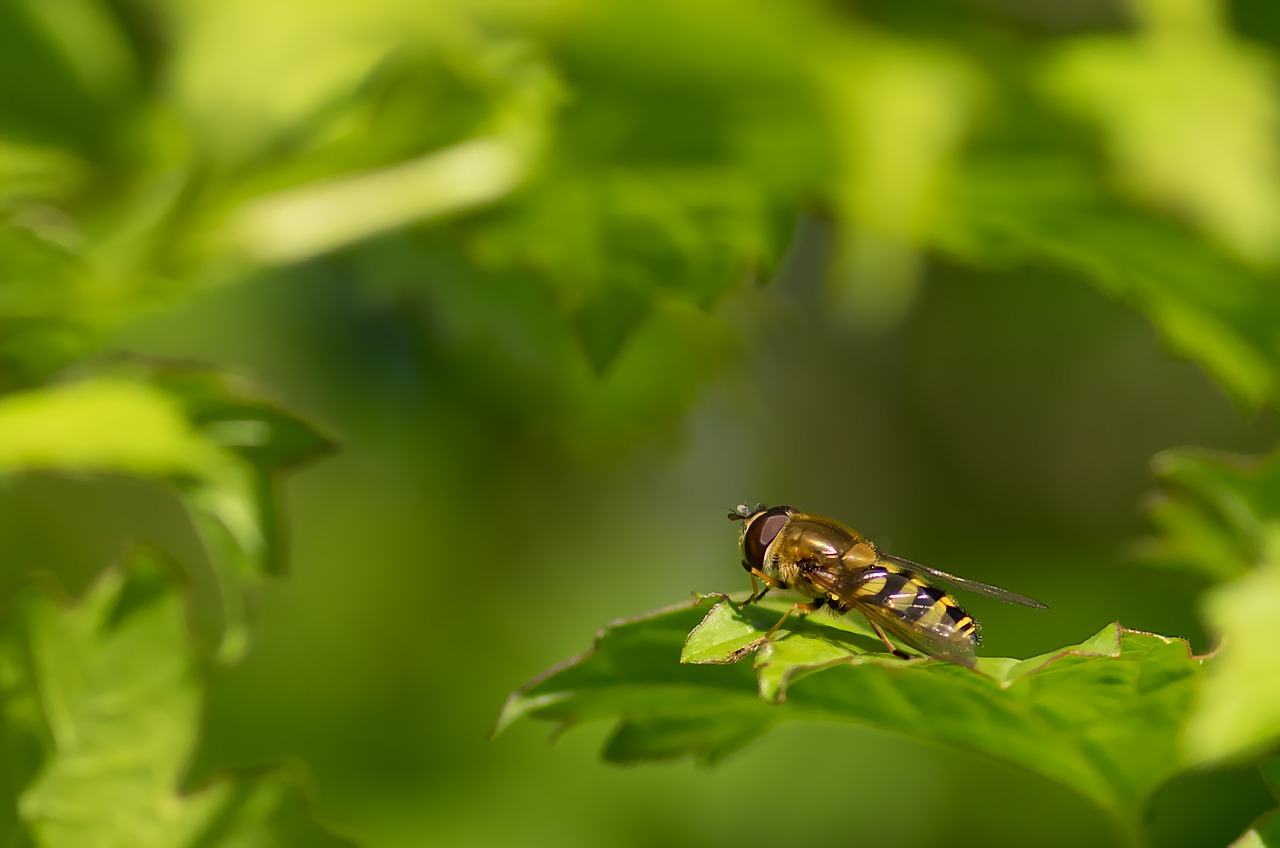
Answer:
[4,0,1280,845]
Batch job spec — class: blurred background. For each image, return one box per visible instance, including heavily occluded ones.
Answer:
[4,0,1280,845]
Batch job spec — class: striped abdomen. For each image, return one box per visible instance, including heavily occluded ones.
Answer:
[830,564,980,661]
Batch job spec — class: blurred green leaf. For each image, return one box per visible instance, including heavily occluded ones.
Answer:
[0,0,133,149]
[468,166,782,373]
[219,135,536,265]
[1043,0,1280,263]
[820,36,981,327]
[0,377,229,478]
[164,0,482,165]
[1236,826,1273,847]
[16,0,139,110]
[0,140,88,207]
[1128,448,1280,765]
[938,158,1280,411]
[0,370,332,661]
[9,0,1280,843]
[0,550,351,847]
[1233,758,1280,846]
[146,365,335,570]
[1139,449,1280,581]
[1186,556,1280,765]
[496,597,1205,844]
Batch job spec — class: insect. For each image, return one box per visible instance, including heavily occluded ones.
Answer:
[727,504,1047,666]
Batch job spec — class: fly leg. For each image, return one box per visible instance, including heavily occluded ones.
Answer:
[738,566,819,640]
[862,614,914,660]
[763,598,826,640]
[741,566,786,609]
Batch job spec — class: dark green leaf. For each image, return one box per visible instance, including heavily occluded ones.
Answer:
[1233,757,1280,847]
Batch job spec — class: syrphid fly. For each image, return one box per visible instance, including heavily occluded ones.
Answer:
[728,504,1047,666]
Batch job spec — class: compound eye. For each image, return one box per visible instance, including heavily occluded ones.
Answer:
[743,507,790,569]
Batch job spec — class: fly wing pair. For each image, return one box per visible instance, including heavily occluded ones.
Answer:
[880,554,1048,610]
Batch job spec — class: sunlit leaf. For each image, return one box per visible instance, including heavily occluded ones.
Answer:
[1043,0,1280,262]
[0,378,228,479]
[1186,555,1280,765]
[0,370,332,660]
[219,135,536,265]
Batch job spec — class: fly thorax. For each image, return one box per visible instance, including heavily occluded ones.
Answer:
[843,541,879,568]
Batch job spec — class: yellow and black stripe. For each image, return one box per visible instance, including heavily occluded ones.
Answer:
[846,565,980,650]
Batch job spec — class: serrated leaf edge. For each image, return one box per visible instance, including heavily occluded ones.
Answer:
[489,597,705,738]
[493,597,1212,732]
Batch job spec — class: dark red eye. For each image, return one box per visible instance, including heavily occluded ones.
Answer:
[743,507,790,569]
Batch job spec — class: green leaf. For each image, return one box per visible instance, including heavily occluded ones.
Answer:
[147,366,335,575]
[1185,558,1280,765]
[937,157,1280,412]
[492,600,770,765]
[1042,2,1280,263]
[820,37,981,327]
[1139,448,1280,582]
[0,550,351,847]
[0,369,333,661]
[496,597,1206,844]
[1129,447,1280,765]
[218,135,536,265]
[0,378,229,478]
[1232,759,1280,847]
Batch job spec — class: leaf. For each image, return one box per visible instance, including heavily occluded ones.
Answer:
[493,600,771,765]
[820,37,981,327]
[1232,758,1280,847]
[0,369,333,661]
[218,135,536,265]
[0,378,229,478]
[147,365,335,576]
[495,596,1206,843]
[1139,448,1280,582]
[937,157,1280,412]
[1042,3,1280,262]
[1185,557,1280,765]
[1128,448,1280,765]
[0,550,351,847]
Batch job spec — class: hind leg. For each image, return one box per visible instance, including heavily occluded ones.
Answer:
[862,614,913,660]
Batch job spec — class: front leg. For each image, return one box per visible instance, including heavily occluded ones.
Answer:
[741,564,787,608]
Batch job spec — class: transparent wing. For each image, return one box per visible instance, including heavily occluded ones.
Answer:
[803,563,978,667]
[862,603,977,667]
[881,554,1048,609]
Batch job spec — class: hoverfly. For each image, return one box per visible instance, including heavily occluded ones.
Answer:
[727,504,1047,666]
